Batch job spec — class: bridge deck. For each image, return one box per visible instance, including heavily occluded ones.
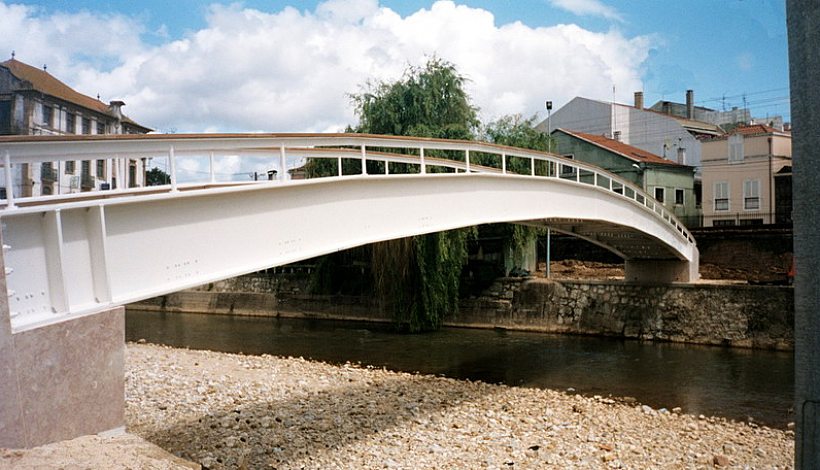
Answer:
[0,133,698,331]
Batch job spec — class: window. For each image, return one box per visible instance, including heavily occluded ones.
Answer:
[82,117,91,135]
[66,113,76,134]
[96,159,106,178]
[65,161,75,174]
[96,121,105,135]
[675,188,685,205]
[739,218,763,226]
[42,105,53,127]
[654,187,665,203]
[728,134,744,163]
[744,179,760,210]
[713,219,736,227]
[561,154,575,175]
[714,181,729,211]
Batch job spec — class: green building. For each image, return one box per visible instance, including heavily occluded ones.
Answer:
[551,128,699,225]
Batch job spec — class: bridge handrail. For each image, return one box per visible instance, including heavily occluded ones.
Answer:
[0,133,695,244]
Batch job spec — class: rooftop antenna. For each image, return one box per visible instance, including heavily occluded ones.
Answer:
[42,64,47,71]
[97,93,101,101]
[10,51,14,59]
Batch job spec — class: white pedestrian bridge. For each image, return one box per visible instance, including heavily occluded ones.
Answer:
[0,133,698,332]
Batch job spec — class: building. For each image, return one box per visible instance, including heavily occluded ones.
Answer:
[551,128,698,224]
[0,57,151,197]
[700,124,792,226]
[536,92,724,173]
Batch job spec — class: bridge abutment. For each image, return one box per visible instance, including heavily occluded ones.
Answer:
[0,230,125,448]
[624,256,700,284]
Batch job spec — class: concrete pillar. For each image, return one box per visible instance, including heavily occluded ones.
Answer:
[0,229,125,448]
[624,256,699,284]
[787,1,820,467]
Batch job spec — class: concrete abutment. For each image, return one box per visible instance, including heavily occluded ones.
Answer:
[0,230,125,449]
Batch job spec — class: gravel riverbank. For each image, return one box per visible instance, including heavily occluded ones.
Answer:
[4,343,794,469]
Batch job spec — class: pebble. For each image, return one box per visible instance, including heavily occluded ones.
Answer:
[121,343,794,470]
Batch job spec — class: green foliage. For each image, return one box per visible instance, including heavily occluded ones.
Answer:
[480,114,552,261]
[350,57,479,139]
[302,58,474,332]
[145,167,170,186]
[480,114,554,176]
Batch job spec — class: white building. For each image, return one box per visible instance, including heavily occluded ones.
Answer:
[535,93,724,172]
[0,57,152,198]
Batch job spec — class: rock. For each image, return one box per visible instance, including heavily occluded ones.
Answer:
[712,454,730,467]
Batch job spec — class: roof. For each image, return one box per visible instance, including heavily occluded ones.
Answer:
[554,128,689,167]
[0,58,150,132]
[703,124,791,141]
[732,124,788,136]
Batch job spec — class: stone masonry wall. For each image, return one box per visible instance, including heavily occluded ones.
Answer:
[454,278,793,350]
[132,274,794,350]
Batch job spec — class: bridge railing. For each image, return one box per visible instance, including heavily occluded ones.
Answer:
[0,133,695,245]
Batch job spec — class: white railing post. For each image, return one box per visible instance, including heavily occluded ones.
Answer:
[385,160,390,175]
[168,146,178,192]
[4,151,15,209]
[209,152,216,183]
[420,147,426,174]
[575,167,580,182]
[531,156,535,176]
[465,149,471,173]
[279,145,287,181]
[502,153,506,174]
[337,156,343,177]
[594,172,598,187]
[360,145,367,175]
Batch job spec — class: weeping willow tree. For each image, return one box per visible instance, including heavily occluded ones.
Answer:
[481,114,554,266]
[314,58,476,332]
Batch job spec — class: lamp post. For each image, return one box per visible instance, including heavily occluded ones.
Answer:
[545,100,553,278]
[545,100,553,153]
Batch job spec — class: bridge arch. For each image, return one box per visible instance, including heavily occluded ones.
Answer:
[0,133,698,331]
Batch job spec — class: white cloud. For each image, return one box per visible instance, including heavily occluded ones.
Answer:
[0,0,649,133]
[548,0,623,22]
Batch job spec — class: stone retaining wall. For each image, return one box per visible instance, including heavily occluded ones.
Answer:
[455,278,793,350]
[132,274,794,350]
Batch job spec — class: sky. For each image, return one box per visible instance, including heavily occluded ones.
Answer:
[0,0,790,136]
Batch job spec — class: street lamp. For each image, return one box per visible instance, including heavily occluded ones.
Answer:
[545,100,553,279]
[545,100,553,154]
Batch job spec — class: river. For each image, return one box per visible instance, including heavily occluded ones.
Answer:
[125,309,794,428]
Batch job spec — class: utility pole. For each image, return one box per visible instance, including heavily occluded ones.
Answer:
[787,1,820,467]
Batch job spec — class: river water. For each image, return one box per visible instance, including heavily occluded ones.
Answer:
[126,309,794,428]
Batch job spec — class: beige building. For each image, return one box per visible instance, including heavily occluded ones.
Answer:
[0,57,151,197]
[701,124,791,226]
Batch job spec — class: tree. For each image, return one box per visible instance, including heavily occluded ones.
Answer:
[145,167,170,186]
[308,58,479,332]
[354,58,479,332]
[481,114,553,269]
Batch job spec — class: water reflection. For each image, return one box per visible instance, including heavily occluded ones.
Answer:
[126,309,793,428]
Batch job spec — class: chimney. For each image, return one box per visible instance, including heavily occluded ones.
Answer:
[685,89,694,119]
[677,147,686,165]
[108,100,125,134]
[634,91,644,110]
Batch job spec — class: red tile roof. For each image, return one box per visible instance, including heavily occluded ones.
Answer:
[1,58,150,131]
[557,129,685,167]
[732,124,785,136]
